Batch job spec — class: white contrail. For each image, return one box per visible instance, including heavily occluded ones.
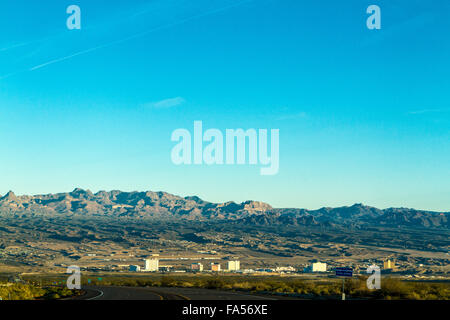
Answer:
[29,0,255,72]
[0,71,21,80]
[0,42,30,52]
[30,44,107,71]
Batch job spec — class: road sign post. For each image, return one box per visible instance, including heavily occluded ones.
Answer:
[335,267,353,301]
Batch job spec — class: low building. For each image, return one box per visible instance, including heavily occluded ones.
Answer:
[227,260,240,271]
[129,265,141,272]
[275,266,296,273]
[191,263,204,272]
[159,266,171,272]
[211,263,221,272]
[383,260,395,270]
[304,262,327,273]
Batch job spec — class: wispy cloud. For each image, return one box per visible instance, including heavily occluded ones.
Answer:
[0,72,19,81]
[275,112,307,121]
[144,97,186,109]
[407,108,450,115]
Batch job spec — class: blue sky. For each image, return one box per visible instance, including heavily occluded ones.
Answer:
[0,0,449,211]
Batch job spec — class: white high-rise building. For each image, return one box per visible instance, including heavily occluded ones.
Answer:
[227,260,240,271]
[312,262,327,272]
[145,258,159,272]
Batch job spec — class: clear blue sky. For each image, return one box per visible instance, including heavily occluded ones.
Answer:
[0,0,449,211]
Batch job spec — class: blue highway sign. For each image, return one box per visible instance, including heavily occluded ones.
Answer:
[335,267,353,277]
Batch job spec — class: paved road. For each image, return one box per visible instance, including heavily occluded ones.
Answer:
[77,286,184,300]
[78,286,287,300]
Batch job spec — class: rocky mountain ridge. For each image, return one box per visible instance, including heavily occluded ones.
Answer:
[0,189,448,229]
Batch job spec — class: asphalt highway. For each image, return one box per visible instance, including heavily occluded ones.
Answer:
[78,286,287,300]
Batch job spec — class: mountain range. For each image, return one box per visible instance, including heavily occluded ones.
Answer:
[0,189,448,229]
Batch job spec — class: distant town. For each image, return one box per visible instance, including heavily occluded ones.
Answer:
[46,251,442,281]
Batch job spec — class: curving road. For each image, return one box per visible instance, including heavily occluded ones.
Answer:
[78,286,285,300]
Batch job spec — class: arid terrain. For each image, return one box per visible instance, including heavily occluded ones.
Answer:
[0,189,448,278]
